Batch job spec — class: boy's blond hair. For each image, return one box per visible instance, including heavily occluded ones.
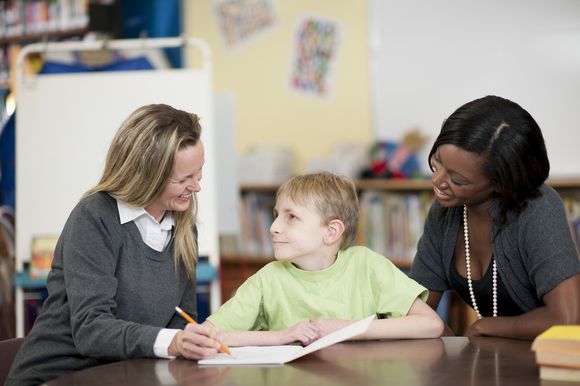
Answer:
[276,172,359,249]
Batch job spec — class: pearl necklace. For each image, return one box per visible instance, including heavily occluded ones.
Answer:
[463,204,497,319]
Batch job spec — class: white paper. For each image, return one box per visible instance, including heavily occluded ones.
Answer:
[198,314,375,366]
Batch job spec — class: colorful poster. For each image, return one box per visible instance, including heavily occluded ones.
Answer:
[290,16,341,98]
[213,0,276,49]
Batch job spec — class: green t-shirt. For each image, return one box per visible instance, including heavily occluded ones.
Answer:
[208,246,428,331]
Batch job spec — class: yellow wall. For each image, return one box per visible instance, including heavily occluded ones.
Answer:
[184,0,371,173]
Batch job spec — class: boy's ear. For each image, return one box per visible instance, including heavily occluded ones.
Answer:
[324,219,345,245]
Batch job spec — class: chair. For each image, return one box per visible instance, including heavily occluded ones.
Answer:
[0,337,24,385]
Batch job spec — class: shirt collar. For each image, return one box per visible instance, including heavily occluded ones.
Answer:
[116,199,174,230]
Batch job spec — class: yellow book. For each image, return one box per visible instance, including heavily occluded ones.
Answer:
[532,326,580,371]
[536,351,580,369]
[539,365,580,382]
[532,326,580,352]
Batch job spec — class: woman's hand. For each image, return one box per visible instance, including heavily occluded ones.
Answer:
[464,318,485,338]
[168,323,223,360]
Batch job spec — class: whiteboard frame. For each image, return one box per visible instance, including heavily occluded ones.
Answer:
[15,36,221,336]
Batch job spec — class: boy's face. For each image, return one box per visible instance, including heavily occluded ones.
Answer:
[270,194,328,264]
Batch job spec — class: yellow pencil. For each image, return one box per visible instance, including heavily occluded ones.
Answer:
[174,306,232,356]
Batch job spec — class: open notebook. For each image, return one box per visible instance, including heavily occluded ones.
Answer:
[198,314,375,366]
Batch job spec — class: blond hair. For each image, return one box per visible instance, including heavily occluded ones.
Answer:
[85,104,201,281]
[276,172,359,249]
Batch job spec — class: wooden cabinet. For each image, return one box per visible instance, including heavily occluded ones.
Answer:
[221,178,580,334]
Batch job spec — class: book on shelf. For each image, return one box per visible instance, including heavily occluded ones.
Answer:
[532,325,580,381]
[238,192,274,257]
[29,235,58,279]
[357,190,432,262]
[0,0,89,38]
[561,193,580,250]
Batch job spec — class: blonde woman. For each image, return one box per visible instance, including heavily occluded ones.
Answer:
[8,104,222,386]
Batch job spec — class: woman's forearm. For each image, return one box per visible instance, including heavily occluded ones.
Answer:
[467,305,577,340]
[469,275,580,340]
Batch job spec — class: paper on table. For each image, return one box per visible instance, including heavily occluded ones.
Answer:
[198,314,376,366]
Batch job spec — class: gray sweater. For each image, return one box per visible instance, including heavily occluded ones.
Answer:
[410,184,580,312]
[7,192,196,386]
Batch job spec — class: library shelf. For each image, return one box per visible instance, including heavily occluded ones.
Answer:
[222,177,580,331]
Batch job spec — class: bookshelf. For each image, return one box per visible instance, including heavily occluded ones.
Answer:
[231,179,433,264]
[0,2,88,339]
[223,179,436,303]
[0,0,90,92]
[222,177,580,333]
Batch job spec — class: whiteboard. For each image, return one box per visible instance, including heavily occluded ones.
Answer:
[369,0,580,176]
[16,68,219,286]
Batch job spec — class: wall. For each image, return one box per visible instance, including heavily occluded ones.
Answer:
[185,0,580,178]
[184,0,372,173]
[368,0,580,177]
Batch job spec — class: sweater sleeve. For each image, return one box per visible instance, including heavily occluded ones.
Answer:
[168,280,195,329]
[519,186,580,299]
[409,203,452,292]
[62,200,160,360]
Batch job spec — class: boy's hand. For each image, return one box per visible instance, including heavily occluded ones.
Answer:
[279,321,321,345]
[309,319,353,338]
[168,323,223,360]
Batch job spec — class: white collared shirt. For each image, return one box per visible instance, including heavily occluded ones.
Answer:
[117,200,174,251]
[116,199,179,358]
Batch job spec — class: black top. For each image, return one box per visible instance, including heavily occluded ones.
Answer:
[450,256,525,317]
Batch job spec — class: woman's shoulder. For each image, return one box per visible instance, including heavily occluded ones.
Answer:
[70,192,117,221]
[537,183,562,202]
[523,183,564,213]
[507,183,569,232]
[81,190,114,204]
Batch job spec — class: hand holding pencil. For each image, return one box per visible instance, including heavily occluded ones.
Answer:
[175,306,232,356]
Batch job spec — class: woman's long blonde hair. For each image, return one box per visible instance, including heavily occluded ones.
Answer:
[85,104,202,281]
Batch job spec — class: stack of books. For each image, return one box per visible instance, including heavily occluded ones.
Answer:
[532,325,580,382]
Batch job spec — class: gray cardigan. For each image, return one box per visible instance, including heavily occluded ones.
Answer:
[7,192,197,386]
[410,184,580,312]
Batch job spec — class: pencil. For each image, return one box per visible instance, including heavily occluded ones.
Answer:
[174,306,232,356]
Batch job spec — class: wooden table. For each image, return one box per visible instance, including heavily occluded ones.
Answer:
[43,337,575,386]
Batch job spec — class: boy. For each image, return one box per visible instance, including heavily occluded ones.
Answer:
[206,172,443,346]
